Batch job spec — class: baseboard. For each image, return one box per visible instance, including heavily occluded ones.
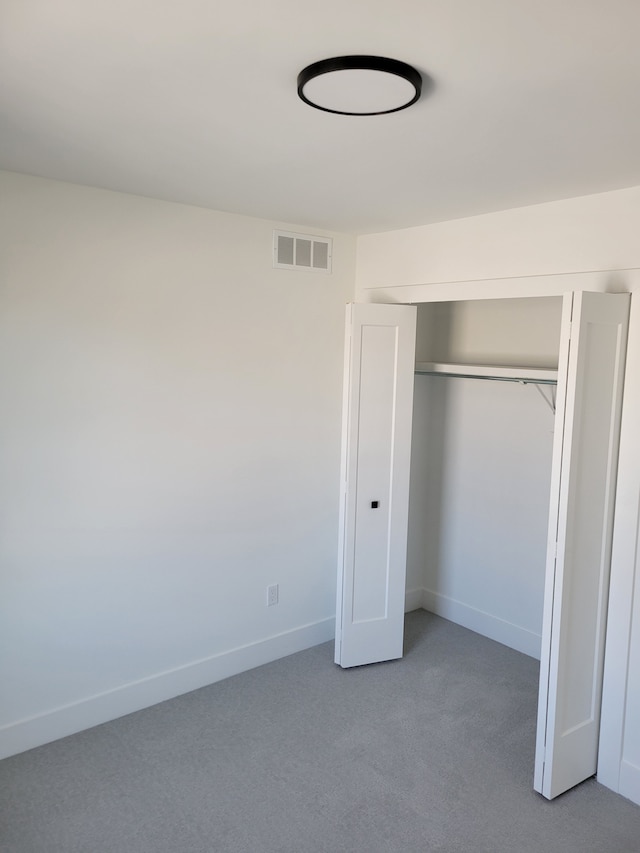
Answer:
[421,588,542,660]
[0,617,335,760]
[618,759,640,807]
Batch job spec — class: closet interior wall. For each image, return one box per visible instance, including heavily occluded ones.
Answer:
[406,297,563,659]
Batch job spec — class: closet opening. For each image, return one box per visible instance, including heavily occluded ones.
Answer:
[335,291,629,799]
[407,296,562,662]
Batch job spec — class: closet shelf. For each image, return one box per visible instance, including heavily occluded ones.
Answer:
[414,361,558,385]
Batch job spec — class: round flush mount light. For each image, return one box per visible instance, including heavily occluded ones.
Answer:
[297,55,422,116]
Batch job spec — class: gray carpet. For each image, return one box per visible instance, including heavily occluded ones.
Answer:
[1,610,639,853]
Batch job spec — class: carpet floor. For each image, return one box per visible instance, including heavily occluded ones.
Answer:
[1,610,639,852]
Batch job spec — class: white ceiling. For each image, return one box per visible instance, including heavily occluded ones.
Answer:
[2,0,640,234]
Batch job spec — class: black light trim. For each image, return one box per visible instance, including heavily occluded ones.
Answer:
[297,55,422,116]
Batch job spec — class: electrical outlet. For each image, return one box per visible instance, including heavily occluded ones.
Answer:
[267,584,279,607]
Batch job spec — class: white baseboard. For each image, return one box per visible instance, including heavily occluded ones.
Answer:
[0,617,335,760]
[420,588,542,660]
[618,759,640,807]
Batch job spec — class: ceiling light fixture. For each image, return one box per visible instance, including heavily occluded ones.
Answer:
[297,55,422,116]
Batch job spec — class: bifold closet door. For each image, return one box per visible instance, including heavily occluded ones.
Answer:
[335,303,417,668]
[535,291,630,800]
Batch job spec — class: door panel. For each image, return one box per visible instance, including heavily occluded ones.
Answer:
[535,291,630,799]
[335,303,417,668]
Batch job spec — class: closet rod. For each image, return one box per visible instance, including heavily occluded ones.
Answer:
[416,371,557,386]
[414,361,558,386]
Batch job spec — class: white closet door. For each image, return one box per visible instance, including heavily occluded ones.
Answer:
[335,302,417,668]
[535,291,630,800]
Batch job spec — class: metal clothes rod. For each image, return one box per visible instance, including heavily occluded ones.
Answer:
[414,362,558,413]
[415,370,558,386]
[414,361,558,386]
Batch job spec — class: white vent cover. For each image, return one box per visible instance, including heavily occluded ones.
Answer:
[273,231,332,273]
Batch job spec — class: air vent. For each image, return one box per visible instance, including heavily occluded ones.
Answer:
[273,231,332,273]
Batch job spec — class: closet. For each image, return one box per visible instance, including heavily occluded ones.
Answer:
[335,291,629,800]
[409,296,560,661]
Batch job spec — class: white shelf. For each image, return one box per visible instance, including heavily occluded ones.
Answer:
[415,361,558,385]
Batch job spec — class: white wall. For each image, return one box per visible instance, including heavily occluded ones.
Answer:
[0,171,356,757]
[413,377,554,659]
[356,185,640,294]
